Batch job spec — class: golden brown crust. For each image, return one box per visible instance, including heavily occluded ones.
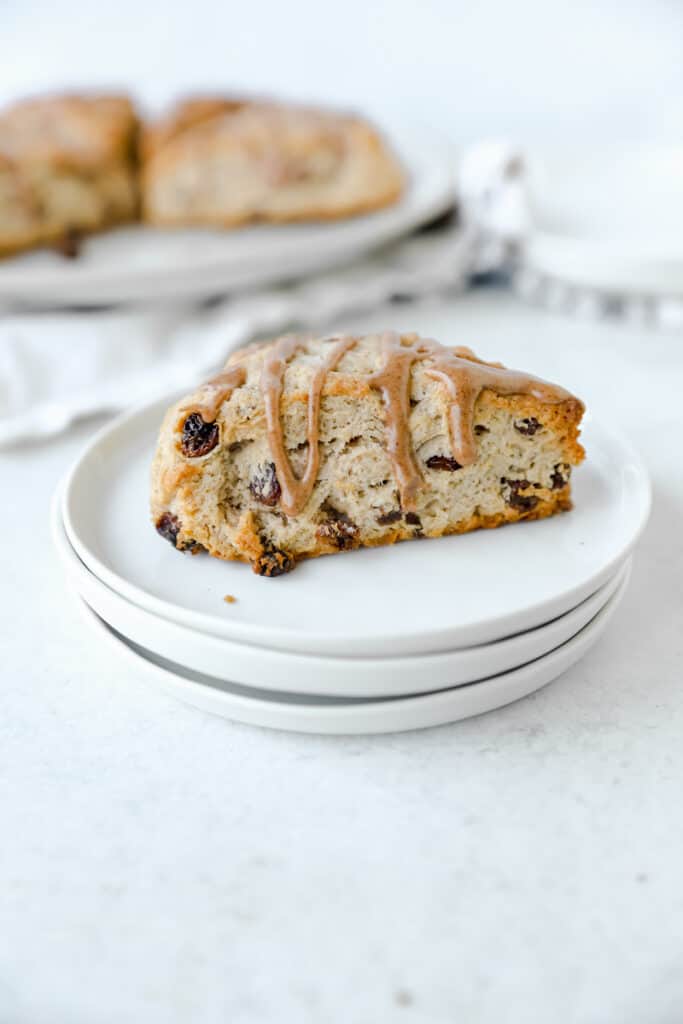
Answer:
[150,333,585,575]
[140,97,405,227]
[482,391,585,466]
[0,92,139,258]
[0,93,138,169]
[188,486,574,570]
[140,96,249,161]
[0,92,404,257]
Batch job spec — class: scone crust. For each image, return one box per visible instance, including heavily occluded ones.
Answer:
[151,334,585,575]
[0,92,404,256]
[0,94,137,168]
[141,98,405,226]
[140,96,249,162]
[0,93,138,257]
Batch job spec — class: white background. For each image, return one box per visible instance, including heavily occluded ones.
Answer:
[2,4,683,1023]
[2,0,683,143]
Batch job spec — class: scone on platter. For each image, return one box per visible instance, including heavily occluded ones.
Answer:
[140,97,405,227]
[151,332,585,576]
[0,91,404,258]
[0,93,138,257]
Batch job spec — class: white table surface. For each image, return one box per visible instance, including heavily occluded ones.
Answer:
[1,290,682,1024]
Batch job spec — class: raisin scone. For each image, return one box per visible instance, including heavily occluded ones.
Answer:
[151,332,585,576]
[0,93,138,258]
[140,97,405,226]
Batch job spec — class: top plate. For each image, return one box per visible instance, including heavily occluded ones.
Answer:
[525,146,683,295]
[0,131,454,308]
[61,393,651,657]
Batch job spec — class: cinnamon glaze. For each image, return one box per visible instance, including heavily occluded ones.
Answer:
[367,334,423,511]
[261,334,357,515]
[190,365,246,421]
[188,331,578,516]
[368,332,574,508]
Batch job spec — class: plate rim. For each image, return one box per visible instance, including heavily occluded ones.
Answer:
[52,489,632,697]
[524,145,683,296]
[73,580,625,734]
[524,232,683,296]
[60,391,651,657]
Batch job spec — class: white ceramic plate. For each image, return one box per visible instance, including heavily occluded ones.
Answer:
[75,574,627,734]
[52,495,631,697]
[0,132,453,308]
[525,146,683,295]
[61,394,650,658]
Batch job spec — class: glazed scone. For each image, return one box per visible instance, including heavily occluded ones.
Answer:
[141,97,405,226]
[0,93,138,257]
[151,332,585,576]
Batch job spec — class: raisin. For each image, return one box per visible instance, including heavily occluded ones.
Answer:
[154,513,201,552]
[228,439,249,453]
[425,454,462,472]
[474,424,489,435]
[253,546,295,577]
[514,417,542,436]
[181,413,219,457]
[511,492,539,511]
[404,510,423,537]
[501,478,540,512]
[155,512,181,547]
[249,462,281,506]
[55,227,81,260]
[316,509,359,550]
[377,509,402,525]
[551,463,570,489]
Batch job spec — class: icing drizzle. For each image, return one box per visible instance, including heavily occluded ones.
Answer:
[189,331,577,517]
[368,332,573,508]
[190,365,247,422]
[261,333,357,515]
[367,333,424,512]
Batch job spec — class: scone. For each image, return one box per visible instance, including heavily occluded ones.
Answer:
[0,93,138,257]
[151,332,585,576]
[141,97,405,226]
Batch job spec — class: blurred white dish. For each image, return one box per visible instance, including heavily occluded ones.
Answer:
[525,146,683,294]
[74,574,628,734]
[52,494,631,698]
[0,131,454,308]
[61,393,650,657]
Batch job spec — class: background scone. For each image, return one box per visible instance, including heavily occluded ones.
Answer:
[0,93,138,257]
[151,332,585,576]
[141,97,405,226]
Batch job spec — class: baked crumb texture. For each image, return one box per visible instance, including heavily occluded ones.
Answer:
[140,97,405,226]
[150,333,585,577]
[0,94,138,257]
[0,93,404,257]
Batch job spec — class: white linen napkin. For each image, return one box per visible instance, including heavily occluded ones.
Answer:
[0,144,525,448]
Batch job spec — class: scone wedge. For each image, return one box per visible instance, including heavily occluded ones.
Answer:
[141,98,404,226]
[0,93,138,258]
[151,332,585,576]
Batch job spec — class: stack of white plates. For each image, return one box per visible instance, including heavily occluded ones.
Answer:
[52,395,651,735]
[524,146,683,298]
